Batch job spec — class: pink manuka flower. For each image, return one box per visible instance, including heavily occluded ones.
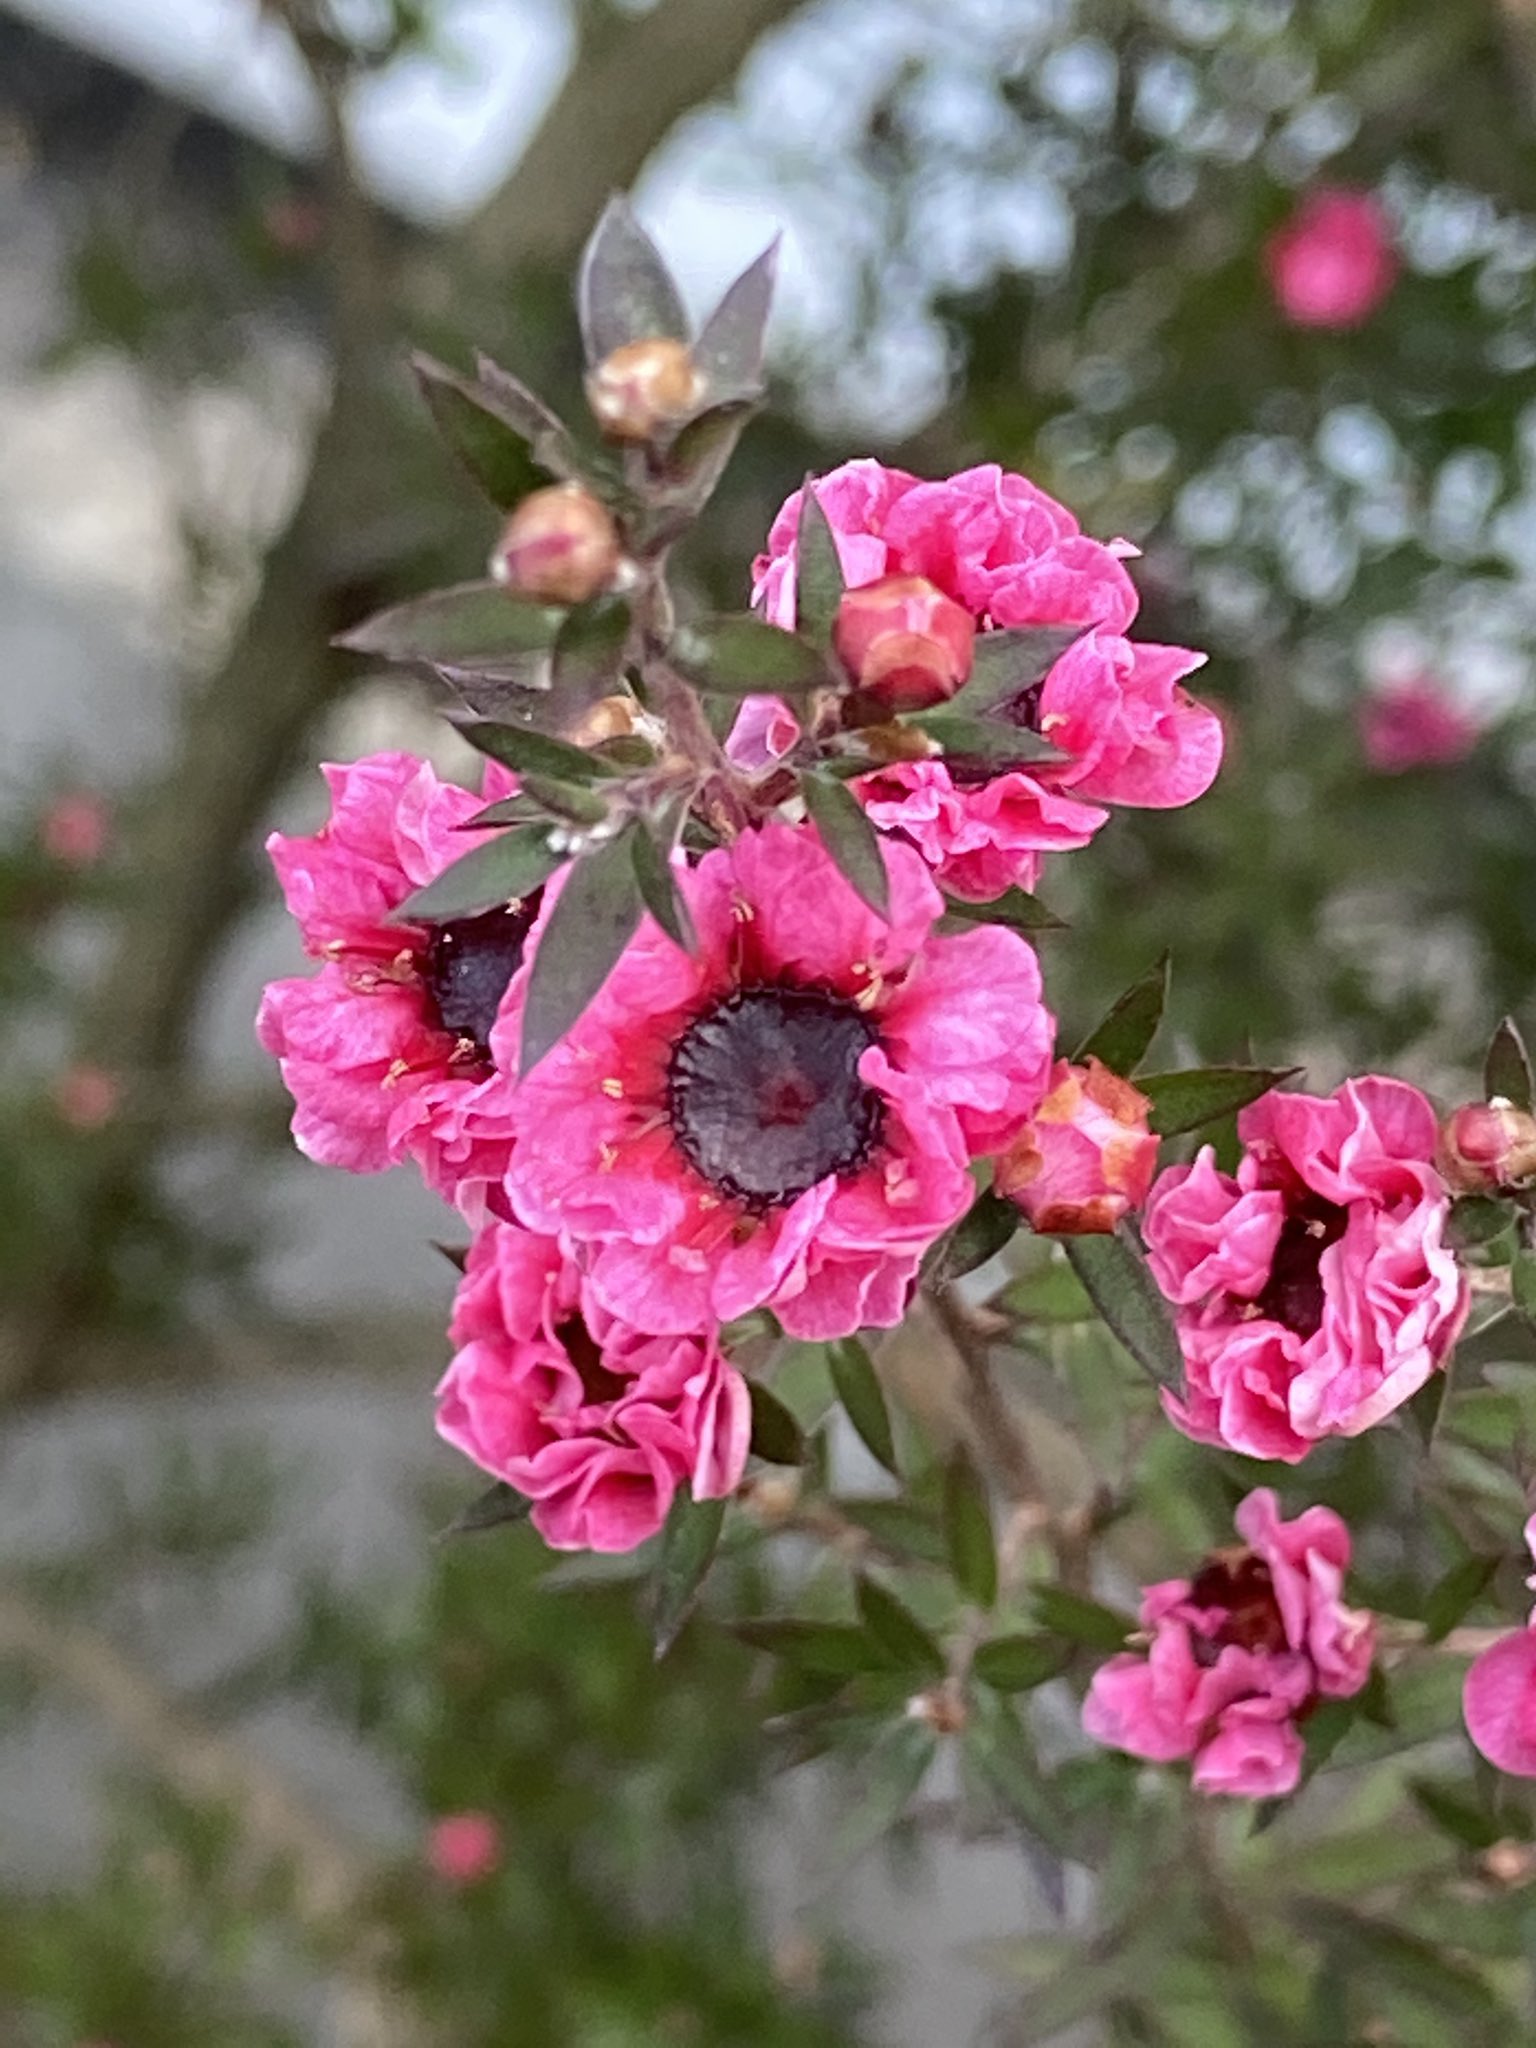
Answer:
[257,753,529,1212]
[995,1057,1158,1235]
[1083,1487,1376,1799]
[436,1219,750,1552]
[495,821,1055,1339]
[1359,677,1480,774]
[1143,1077,1469,1461]
[40,790,110,868]
[855,757,1106,902]
[1266,187,1398,330]
[1464,1515,1536,1777]
[427,1810,502,1885]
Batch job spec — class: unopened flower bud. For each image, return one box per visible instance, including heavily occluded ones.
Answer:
[489,483,621,605]
[996,1057,1158,1235]
[1437,1099,1536,1193]
[832,575,975,715]
[585,337,703,441]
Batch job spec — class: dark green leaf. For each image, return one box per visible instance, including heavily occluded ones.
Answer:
[630,808,697,954]
[412,353,563,507]
[435,1481,533,1540]
[1073,953,1169,1072]
[1454,1305,1536,1371]
[337,582,564,667]
[906,711,1064,769]
[924,1189,1019,1285]
[939,887,1067,934]
[578,194,689,363]
[1064,1225,1186,1395]
[1029,1585,1132,1651]
[392,826,562,924]
[964,1691,1074,1868]
[944,1448,997,1608]
[1449,1196,1513,1250]
[651,1491,726,1659]
[1513,1250,1536,1321]
[548,598,632,723]
[837,1500,949,1566]
[747,1381,805,1466]
[646,401,757,516]
[828,1337,898,1476]
[733,1619,894,1677]
[430,1240,469,1273]
[519,775,612,826]
[1422,1553,1498,1643]
[474,352,586,476]
[1408,1777,1503,1850]
[1485,1016,1533,1111]
[1288,1906,1503,2024]
[519,824,643,1074]
[1138,1065,1299,1138]
[459,720,616,783]
[856,1575,945,1675]
[458,795,546,830]
[670,614,830,696]
[829,1718,936,1862]
[694,237,780,398]
[955,625,1083,713]
[802,774,890,918]
[795,479,846,643]
[972,1633,1073,1692]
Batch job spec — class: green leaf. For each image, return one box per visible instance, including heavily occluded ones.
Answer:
[519,824,643,1074]
[1288,1906,1503,2024]
[1064,1225,1185,1395]
[905,711,1064,769]
[1073,953,1169,1072]
[519,775,612,826]
[1422,1553,1498,1642]
[972,1633,1073,1692]
[694,237,780,398]
[1408,1777,1503,1850]
[412,353,562,507]
[650,1491,726,1659]
[646,400,758,517]
[733,1618,895,1678]
[944,1448,997,1608]
[802,774,890,918]
[459,720,617,783]
[1513,1250,1536,1322]
[924,1189,1019,1286]
[435,1481,533,1540]
[1485,1016,1533,1110]
[746,1381,805,1466]
[837,1500,948,1566]
[828,1718,935,1862]
[474,352,586,477]
[828,1337,898,1476]
[955,625,1083,713]
[856,1575,946,1675]
[1138,1065,1299,1138]
[392,826,562,924]
[794,479,846,643]
[548,598,632,722]
[578,194,689,363]
[964,1691,1074,1865]
[337,582,565,667]
[670,614,831,696]
[1449,1196,1513,1250]
[630,808,697,955]
[1453,1305,1536,1371]
[939,886,1066,934]
[1029,1585,1132,1651]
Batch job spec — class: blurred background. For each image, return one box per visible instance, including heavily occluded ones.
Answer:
[2,0,1535,2041]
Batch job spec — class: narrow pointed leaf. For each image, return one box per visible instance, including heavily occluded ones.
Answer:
[802,774,890,918]
[746,1380,805,1466]
[856,1575,945,1676]
[646,400,758,516]
[631,813,697,954]
[671,614,830,695]
[1029,1585,1132,1651]
[1137,1065,1299,1138]
[413,353,559,507]
[579,194,688,363]
[1449,1196,1512,1250]
[837,1500,948,1566]
[907,711,1065,769]
[794,480,846,642]
[1485,1016,1533,1110]
[474,352,585,476]
[435,1481,533,1540]
[972,1633,1073,1692]
[943,1447,997,1608]
[651,1491,726,1659]
[924,1188,1019,1285]
[828,1337,898,1476]
[1422,1553,1498,1642]
[829,1718,935,1862]
[459,720,617,783]
[1073,953,1170,1072]
[337,582,564,667]
[955,626,1083,713]
[695,237,780,397]
[431,1240,470,1273]
[733,1619,894,1677]
[940,887,1066,934]
[1064,1224,1185,1395]
[459,795,547,830]
[519,824,643,1074]
[548,598,632,724]
[1514,1250,1536,1321]
[392,826,562,924]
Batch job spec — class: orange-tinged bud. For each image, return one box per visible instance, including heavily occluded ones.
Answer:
[832,575,975,715]
[996,1057,1158,1235]
[585,336,703,441]
[1437,1099,1536,1193]
[489,483,621,606]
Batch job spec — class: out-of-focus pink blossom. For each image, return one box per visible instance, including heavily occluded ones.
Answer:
[1266,188,1398,330]
[1437,1100,1536,1194]
[996,1057,1159,1234]
[1083,1487,1375,1799]
[41,791,110,868]
[427,1811,502,1886]
[1359,678,1480,774]
[1464,1513,1536,1778]
[53,1064,121,1130]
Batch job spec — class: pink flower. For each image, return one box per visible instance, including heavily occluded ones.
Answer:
[854,760,1107,903]
[436,1220,750,1552]
[257,754,529,1212]
[1083,1487,1375,1799]
[996,1058,1158,1234]
[52,1063,121,1131]
[40,791,110,867]
[1143,1078,1469,1460]
[427,1811,502,1885]
[1359,678,1480,774]
[1266,187,1398,330]
[496,821,1054,1339]
[1464,1513,1536,1777]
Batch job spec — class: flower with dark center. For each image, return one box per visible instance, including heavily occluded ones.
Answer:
[1252,1199,1347,1340]
[422,895,543,1059]
[1187,1551,1289,1664]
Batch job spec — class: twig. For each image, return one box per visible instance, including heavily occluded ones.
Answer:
[927,1283,1043,1508]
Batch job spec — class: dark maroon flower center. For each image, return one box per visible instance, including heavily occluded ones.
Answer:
[666,985,884,1212]
[1188,1551,1289,1665]
[1255,1197,1348,1339]
[555,1315,632,1407]
[420,893,542,1058]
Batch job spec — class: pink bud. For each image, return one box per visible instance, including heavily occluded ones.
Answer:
[832,575,976,715]
[41,792,110,868]
[1266,187,1398,330]
[996,1057,1158,1235]
[489,484,621,606]
[586,337,703,441]
[427,1810,501,1887]
[1359,678,1480,774]
[1437,1101,1536,1194]
[53,1064,121,1131]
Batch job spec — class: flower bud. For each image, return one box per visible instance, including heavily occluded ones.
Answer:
[427,1811,502,1886]
[489,483,621,606]
[585,336,703,441]
[832,575,975,715]
[41,791,110,868]
[996,1057,1158,1235]
[1437,1099,1536,1193]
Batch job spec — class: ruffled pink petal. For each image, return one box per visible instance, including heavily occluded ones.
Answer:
[1465,1627,1536,1777]
[1192,1712,1304,1799]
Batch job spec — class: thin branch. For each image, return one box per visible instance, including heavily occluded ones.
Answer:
[927,1283,1043,1508]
